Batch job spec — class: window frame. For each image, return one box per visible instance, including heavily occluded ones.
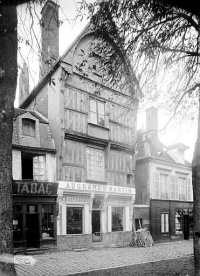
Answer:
[22,118,36,137]
[161,213,169,233]
[112,206,124,232]
[66,206,83,235]
[89,98,105,127]
[87,147,105,181]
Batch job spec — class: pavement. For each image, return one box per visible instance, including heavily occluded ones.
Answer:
[15,240,193,276]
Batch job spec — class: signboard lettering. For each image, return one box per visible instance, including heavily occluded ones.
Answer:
[13,181,58,196]
[58,181,135,196]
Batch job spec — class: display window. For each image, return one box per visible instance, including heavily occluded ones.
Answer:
[13,205,23,241]
[112,207,123,232]
[67,207,83,234]
[42,204,54,239]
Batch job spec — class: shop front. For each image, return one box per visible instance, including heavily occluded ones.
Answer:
[57,181,135,250]
[150,199,193,242]
[12,180,58,252]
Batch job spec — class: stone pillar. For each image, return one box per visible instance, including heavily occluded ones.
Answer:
[61,202,66,235]
[125,206,130,231]
[107,205,112,232]
[84,204,90,234]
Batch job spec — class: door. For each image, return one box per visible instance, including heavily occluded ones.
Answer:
[92,210,100,233]
[183,214,190,240]
[26,213,40,248]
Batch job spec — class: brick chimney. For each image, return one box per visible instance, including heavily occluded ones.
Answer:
[39,0,59,80]
[145,107,158,143]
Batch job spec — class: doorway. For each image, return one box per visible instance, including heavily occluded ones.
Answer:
[92,210,101,242]
[183,214,190,240]
[26,213,40,248]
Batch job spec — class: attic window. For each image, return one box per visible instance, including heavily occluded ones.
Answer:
[22,118,36,137]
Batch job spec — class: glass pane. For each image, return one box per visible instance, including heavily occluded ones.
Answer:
[90,100,97,112]
[175,210,183,234]
[112,207,123,232]
[90,112,97,124]
[67,207,82,234]
[42,204,54,239]
[98,115,105,126]
[98,102,105,115]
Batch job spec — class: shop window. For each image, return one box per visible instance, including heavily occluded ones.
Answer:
[87,147,104,181]
[22,118,36,137]
[112,207,123,232]
[175,210,183,234]
[161,213,169,233]
[42,204,54,239]
[90,99,105,127]
[67,207,83,234]
[13,205,23,241]
[135,218,143,231]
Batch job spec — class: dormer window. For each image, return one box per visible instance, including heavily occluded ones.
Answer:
[22,118,36,137]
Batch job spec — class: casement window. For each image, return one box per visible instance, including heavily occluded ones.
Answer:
[67,207,83,234]
[22,118,36,137]
[22,154,46,181]
[161,213,169,233]
[112,207,123,232]
[90,99,105,127]
[87,147,104,181]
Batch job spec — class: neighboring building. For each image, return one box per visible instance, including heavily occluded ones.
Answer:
[12,108,58,252]
[135,107,193,242]
[19,1,139,249]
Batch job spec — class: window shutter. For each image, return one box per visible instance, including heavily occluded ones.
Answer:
[170,176,175,200]
[187,178,191,201]
[154,172,160,199]
[175,176,179,200]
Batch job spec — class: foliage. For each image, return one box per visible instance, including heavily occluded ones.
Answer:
[79,0,200,125]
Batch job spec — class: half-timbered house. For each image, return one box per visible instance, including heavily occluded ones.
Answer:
[19,1,139,249]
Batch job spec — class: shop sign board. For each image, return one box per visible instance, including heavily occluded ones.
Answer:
[59,181,135,195]
[12,180,58,196]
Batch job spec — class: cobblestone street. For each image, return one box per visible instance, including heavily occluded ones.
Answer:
[15,240,193,276]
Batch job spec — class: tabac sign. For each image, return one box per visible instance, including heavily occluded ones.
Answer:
[59,181,135,196]
[12,180,58,196]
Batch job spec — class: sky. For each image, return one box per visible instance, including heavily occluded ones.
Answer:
[16,0,197,162]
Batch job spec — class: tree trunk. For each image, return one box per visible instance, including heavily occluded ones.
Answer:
[192,94,200,276]
[0,5,17,276]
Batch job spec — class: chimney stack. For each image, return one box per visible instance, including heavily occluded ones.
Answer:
[39,0,59,80]
[18,62,29,106]
[145,107,158,143]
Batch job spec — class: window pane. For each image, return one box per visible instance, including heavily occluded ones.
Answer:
[112,207,123,232]
[90,100,97,112]
[98,115,105,126]
[98,102,105,115]
[90,112,97,124]
[42,204,54,239]
[67,207,82,234]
